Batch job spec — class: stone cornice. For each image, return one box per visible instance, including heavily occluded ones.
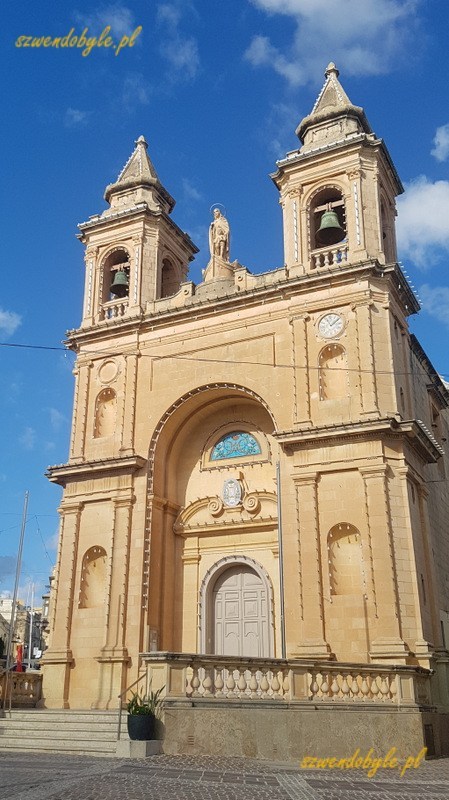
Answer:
[77,203,198,254]
[65,259,401,348]
[275,417,443,463]
[46,455,147,486]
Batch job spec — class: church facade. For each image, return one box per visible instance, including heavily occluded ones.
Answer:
[42,65,449,759]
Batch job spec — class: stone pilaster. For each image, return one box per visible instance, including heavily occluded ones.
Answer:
[40,502,82,707]
[120,353,139,454]
[360,465,408,662]
[290,314,312,426]
[292,474,332,659]
[69,361,91,461]
[353,302,379,416]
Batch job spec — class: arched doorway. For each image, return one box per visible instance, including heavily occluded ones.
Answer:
[212,564,270,657]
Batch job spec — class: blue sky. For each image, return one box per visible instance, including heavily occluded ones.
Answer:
[2,0,449,602]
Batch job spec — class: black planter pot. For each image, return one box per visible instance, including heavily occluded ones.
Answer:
[127,714,156,741]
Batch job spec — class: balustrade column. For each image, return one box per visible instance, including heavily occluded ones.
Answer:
[293,473,331,659]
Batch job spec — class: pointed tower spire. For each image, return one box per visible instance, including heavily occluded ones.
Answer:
[104,135,175,214]
[296,63,372,150]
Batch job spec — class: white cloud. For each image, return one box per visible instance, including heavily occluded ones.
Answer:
[245,0,419,85]
[19,427,36,451]
[396,176,449,267]
[245,36,305,86]
[157,3,199,80]
[0,308,21,337]
[431,123,449,162]
[418,285,449,328]
[46,529,60,552]
[48,408,67,431]
[264,101,301,154]
[182,178,202,202]
[74,4,135,38]
[64,108,89,127]
[122,73,150,107]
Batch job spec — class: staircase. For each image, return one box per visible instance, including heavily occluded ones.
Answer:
[0,709,126,756]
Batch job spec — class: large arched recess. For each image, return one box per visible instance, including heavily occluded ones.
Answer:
[144,383,279,653]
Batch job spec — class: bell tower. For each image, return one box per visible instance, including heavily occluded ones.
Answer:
[273,63,401,275]
[78,135,197,328]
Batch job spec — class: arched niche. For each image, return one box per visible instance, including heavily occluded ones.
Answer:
[93,388,117,438]
[319,344,348,400]
[78,546,107,608]
[328,523,363,596]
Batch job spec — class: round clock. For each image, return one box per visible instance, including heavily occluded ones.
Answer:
[318,313,344,338]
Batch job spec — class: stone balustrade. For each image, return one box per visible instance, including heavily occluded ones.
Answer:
[99,299,128,321]
[0,671,43,707]
[311,243,348,269]
[140,652,433,708]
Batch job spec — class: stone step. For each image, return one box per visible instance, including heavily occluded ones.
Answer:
[0,709,126,756]
[0,738,118,755]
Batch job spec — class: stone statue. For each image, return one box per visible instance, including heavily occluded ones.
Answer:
[209,208,230,261]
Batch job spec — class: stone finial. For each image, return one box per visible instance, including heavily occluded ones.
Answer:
[325,62,339,78]
[135,135,148,148]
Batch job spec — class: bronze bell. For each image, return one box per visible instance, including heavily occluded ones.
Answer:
[110,268,129,298]
[316,210,344,246]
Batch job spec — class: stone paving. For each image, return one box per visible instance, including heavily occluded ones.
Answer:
[0,751,448,800]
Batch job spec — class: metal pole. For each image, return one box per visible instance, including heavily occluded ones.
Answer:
[276,462,286,659]
[27,583,35,668]
[5,492,29,672]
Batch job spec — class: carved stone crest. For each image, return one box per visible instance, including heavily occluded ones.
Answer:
[222,478,242,507]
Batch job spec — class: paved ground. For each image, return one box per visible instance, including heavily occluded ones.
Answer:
[0,751,448,800]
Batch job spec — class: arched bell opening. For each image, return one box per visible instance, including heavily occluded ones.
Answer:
[160,257,179,298]
[311,187,346,250]
[101,248,130,302]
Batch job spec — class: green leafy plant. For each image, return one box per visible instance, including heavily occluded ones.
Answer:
[126,686,165,716]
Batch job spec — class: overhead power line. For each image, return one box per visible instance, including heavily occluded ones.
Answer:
[0,340,448,382]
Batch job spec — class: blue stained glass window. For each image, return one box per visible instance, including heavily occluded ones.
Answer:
[210,431,261,461]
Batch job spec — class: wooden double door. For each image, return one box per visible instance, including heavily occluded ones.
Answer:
[212,565,270,657]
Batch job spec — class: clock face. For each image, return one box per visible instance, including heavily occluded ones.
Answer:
[318,313,344,338]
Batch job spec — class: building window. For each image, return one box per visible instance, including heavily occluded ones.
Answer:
[328,523,363,596]
[319,344,348,400]
[93,388,117,438]
[211,431,261,461]
[79,546,107,608]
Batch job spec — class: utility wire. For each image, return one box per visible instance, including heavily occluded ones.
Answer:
[1,341,448,381]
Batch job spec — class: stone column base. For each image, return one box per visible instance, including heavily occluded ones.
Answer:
[292,640,333,659]
[116,739,162,758]
[370,638,410,664]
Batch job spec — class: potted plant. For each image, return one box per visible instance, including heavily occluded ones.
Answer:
[126,686,164,741]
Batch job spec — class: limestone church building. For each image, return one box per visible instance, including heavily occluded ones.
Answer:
[42,65,449,759]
